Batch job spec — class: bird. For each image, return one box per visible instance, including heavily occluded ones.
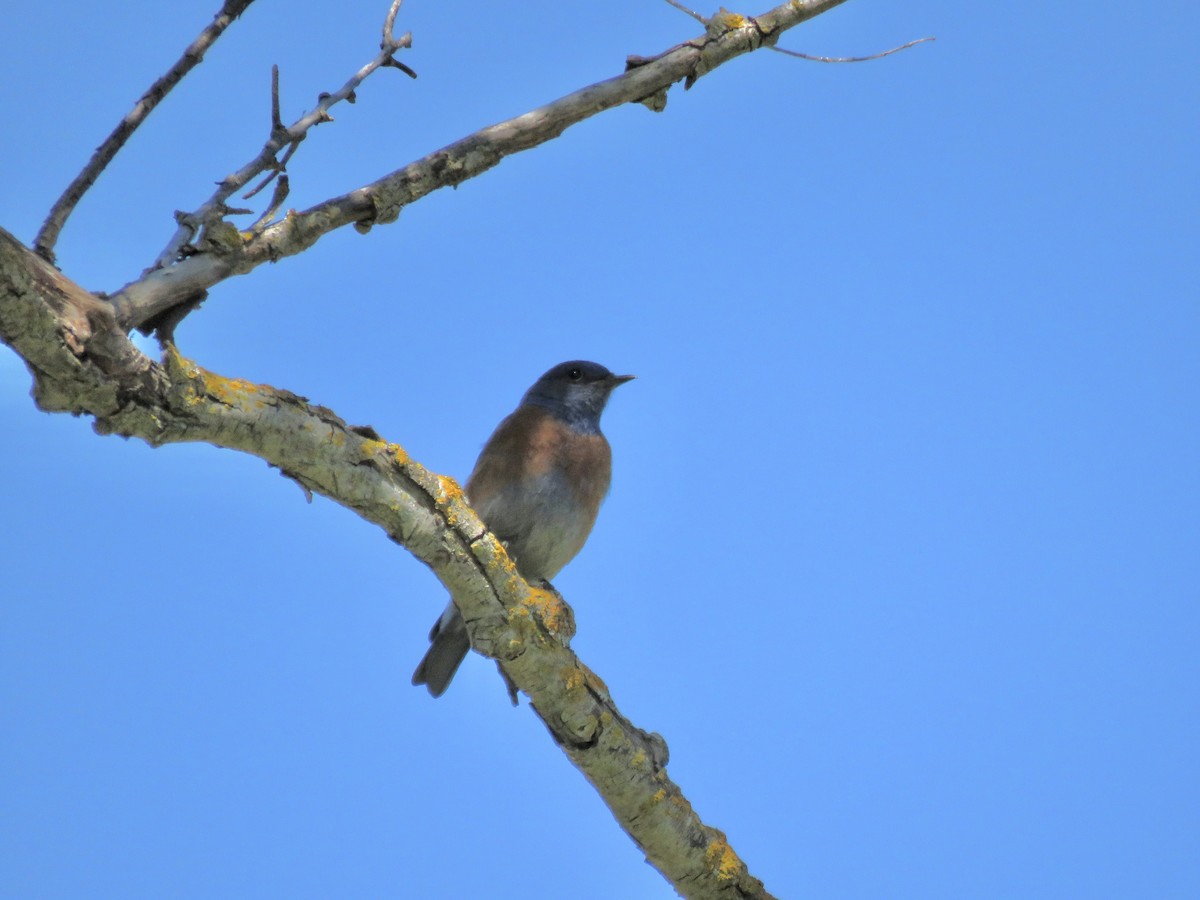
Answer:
[412,360,634,697]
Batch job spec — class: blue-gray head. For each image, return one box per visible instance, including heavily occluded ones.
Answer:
[521,361,635,433]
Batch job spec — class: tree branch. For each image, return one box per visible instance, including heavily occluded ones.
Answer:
[144,0,415,276]
[7,3,872,893]
[771,36,935,63]
[106,0,850,332]
[33,0,260,265]
[661,0,933,64]
[0,224,774,899]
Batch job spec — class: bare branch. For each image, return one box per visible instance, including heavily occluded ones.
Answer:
[108,0,851,332]
[0,225,776,900]
[383,0,403,46]
[772,35,935,63]
[33,0,260,265]
[249,175,290,235]
[3,1,920,894]
[270,63,283,133]
[383,57,419,79]
[661,0,934,67]
[145,1,415,274]
[240,67,288,202]
[661,0,707,25]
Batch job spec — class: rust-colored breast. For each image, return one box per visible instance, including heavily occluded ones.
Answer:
[464,405,613,579]
[468,406,611,506]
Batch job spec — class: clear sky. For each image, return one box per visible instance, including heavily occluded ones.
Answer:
[2,1,1197,897]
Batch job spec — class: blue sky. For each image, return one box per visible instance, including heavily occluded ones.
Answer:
[2,1,1197,897]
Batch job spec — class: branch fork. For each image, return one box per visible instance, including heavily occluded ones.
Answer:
[4,1,937,894]
[147,1,416,274]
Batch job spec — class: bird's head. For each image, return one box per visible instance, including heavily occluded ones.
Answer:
[521,360,634,433]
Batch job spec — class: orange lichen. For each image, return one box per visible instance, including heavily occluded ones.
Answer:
[437,475,464,501]
[200,369,260,405]
[705,835,743,881]
[523,585,569,634]
[435,475,467,524]
[356,439,412,469]
[475,533,518,581]
[493,547,519,578]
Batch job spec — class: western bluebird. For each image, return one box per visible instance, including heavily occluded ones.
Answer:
[412,360,634,697]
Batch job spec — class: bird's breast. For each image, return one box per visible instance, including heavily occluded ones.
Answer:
[466,406,613,581]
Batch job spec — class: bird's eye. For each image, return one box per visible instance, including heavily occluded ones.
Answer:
[567,367,582,381]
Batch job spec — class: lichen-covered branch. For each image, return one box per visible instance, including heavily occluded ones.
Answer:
[33,0,261,264]
[7,3,869,894]
[0,225,775,900]
[107,0,850,332]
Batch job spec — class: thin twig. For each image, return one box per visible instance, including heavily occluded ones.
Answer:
[249,175,290,234]
[145,0,414,273]
[109,0,853,330]
[383,0,402,45]
[661,0,707,24]
[241,66,288,201]
[33,0,260,264]
[383,58,419,79]
[659,0,933,67]
[242,168,280,202]
[270,64,283,132]
[771,35,935,63]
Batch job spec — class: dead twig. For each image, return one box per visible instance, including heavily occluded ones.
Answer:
[661,0,707,24]
[248,175,291,236]
[146,0,415,273]
[108,0,854,331]
[33,0,260,265]
[771,35,935,63]
[659,0,933,67]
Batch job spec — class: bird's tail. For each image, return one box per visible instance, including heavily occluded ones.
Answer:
[412,604,470,697]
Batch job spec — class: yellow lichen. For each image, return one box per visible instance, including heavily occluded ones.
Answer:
[435,475,466,524]
[709,9,747,31]
[490,547,518,578]
[437,475,464,501]
[357,439,412,468]
[563,668,585,692]
[705,836,743,881]
[652,788,666,803]
[200,370,259,405]
[523,585,568,634]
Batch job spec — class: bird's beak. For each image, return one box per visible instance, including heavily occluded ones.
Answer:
[610,374,636,387]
